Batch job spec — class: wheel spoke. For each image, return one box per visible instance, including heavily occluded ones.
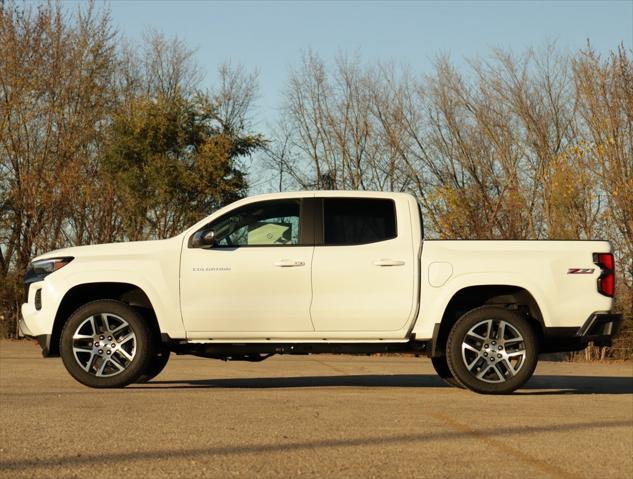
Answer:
[118,332,134,345]
[466,330,486,341]
[498,321,506,341]
[97,358,109,376]
[86,316,96,336]
[73,333,93,340]
[102,314,111,333]
[491,364,504,380]
[109,357,125,371]
[466,355,481,370]
[73,345,92,353]
[83,352,97,373]
[92,315,102,334]
[476,365,492,379]
[116,347,134,361]
[110,322,126,334]
[483,320,492,339]
[463,343,480,354]
[502,359,517,376]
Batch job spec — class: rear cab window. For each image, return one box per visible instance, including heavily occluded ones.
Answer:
[322,198,397,246]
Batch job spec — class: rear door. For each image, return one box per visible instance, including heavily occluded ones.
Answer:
[310,197,416,332]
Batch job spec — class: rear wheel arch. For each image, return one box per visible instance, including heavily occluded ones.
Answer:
[50,282,160,357]
[430,285,544,358]
[445,305,539,394]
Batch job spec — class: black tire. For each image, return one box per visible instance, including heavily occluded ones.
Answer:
[431,356,464,388]
[136,348,170,383]
[60,300,156,388]
[446,306,538,394]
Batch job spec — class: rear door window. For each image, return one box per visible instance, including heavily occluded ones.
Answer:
[323,198,397,246]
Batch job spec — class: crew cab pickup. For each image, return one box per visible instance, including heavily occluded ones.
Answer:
[20,191,622,393]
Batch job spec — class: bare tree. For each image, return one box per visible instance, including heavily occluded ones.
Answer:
[212,62,259,134]
[0,1,118,334]
[574,45,633,317]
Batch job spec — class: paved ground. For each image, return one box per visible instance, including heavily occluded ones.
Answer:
[0,340,632,478]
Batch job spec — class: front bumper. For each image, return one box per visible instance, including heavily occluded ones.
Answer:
[19,317,54,357]
[20,282,58,357]
[542,312,623,353]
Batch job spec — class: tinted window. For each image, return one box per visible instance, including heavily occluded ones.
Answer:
[211,200,300,246]
[323,198,396,245]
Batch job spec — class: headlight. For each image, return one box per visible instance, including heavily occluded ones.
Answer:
[24,257,74,284]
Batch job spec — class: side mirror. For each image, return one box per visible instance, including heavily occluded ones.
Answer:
[191,229,216,248]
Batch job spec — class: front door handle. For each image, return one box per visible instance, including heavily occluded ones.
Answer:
[374,259,405,267]
[274,259,306,267]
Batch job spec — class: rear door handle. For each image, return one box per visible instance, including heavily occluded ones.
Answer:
[274,259,306,267]
[374,259,405,267]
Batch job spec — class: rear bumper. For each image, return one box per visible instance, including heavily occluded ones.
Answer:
[542,312,623,353]
[577,312,622,342]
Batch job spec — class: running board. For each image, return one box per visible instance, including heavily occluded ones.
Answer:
[167,340,428,357]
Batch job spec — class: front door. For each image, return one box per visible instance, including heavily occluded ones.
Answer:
[180,198,314,334]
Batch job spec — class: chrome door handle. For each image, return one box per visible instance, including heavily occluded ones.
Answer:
[374,259,405,267]
[274,259,306,267]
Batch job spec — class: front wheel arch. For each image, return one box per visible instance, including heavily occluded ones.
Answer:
[50,282,160,357]
[59,299,157,388]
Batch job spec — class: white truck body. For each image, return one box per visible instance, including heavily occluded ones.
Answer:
[19,191,622,392]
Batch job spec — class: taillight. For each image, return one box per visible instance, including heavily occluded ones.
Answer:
[593,253,615,297]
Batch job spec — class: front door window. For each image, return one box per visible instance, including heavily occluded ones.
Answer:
[211,200,301,247]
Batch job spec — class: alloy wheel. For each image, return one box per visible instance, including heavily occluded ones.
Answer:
[71,313,137,377]
[461,318,527,383]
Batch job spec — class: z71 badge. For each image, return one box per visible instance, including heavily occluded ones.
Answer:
[567,268,595,274]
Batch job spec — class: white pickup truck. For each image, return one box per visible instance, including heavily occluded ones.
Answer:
[20,191,622,394]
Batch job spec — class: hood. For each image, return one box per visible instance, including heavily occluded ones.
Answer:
[32,238,181,263]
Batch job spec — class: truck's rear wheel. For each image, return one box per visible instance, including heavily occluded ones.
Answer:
[430,356,464,388]
[446,306,538,394]
[60,300,155,388]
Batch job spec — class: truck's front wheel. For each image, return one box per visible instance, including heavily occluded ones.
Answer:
[60,300,155,388]
[446,306,538,394]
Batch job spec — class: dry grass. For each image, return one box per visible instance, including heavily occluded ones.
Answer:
[567,318,633,362]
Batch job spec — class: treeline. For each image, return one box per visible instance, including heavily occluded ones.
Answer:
[0,2,264,336]
[1,3,631,357]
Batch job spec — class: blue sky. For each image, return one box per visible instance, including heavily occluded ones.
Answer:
[103,0,632,130]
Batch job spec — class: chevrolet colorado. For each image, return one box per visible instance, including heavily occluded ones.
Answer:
[20,191,622,393]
